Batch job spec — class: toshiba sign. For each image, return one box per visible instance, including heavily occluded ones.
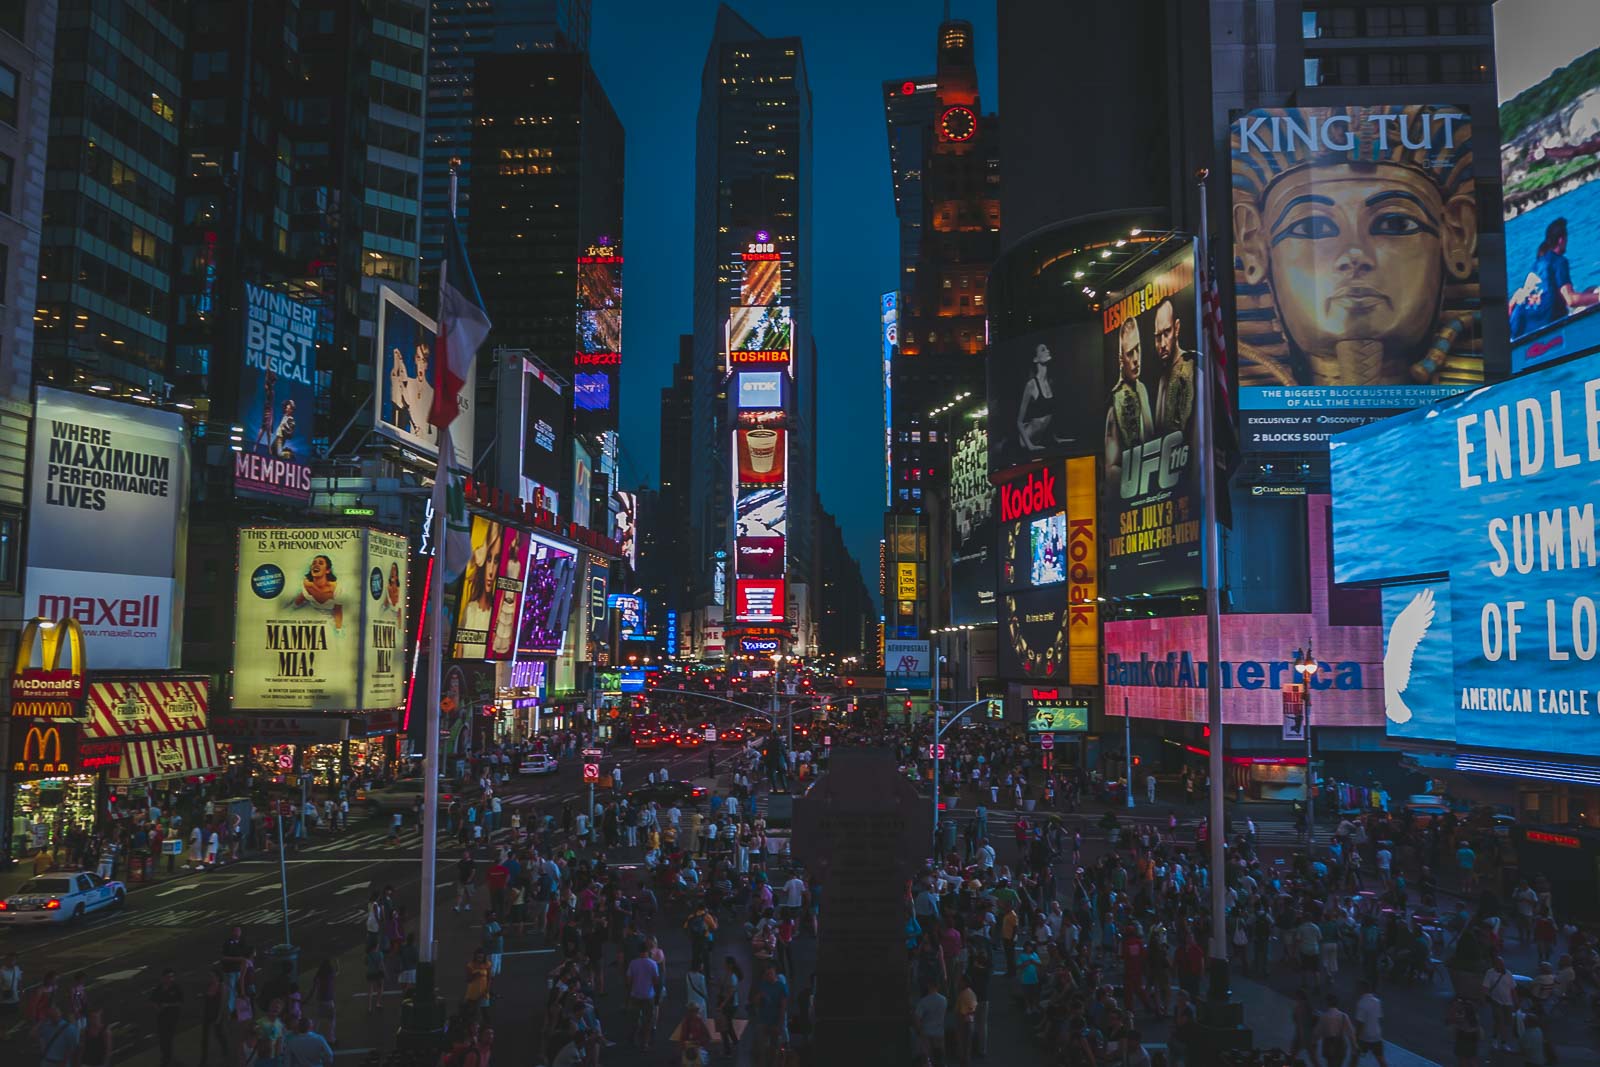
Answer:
[999,467,1058,522]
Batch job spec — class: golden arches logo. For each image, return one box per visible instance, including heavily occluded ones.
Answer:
[11,616,87,701]
[22,726,63,763]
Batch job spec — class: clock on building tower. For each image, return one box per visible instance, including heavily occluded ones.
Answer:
[938,105,977,143]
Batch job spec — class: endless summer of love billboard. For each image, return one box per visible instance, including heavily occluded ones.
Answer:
[233,527,408,711]
[1330,350,1600,757]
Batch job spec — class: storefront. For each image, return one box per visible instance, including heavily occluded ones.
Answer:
[85,677,221,814]
[5,723,124,860]
[211,711,401,788]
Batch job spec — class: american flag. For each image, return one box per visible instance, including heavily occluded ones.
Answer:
[1202,241,1236,427]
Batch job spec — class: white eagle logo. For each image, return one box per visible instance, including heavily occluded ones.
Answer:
[1383,588,1435,724]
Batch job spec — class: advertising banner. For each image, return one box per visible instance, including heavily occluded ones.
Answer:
[1330,349,1600,756]
[735,579,785,623]
[572,442,593,528]
[1064,456,1099,686]
[1100,247,1202,597]
[483,526,530,661]
[237,282,316,500]
[1009,684,1091,734]
[574,372,611,412]
[884,639,931,689]
[8,721,81,779]
[999,586,1070,681]
[895,563,918,601]
[84,677,209,739]
[608,593,645,638]
[986,320,1102,477]
[1230,105,1481,447]
[729,305,792,361]
[1497,1,1600,370]
[736,371,785,410]
[233,527,409,711]
[578,309,622,358]
[520,362,566,506]
[735,487,787,540]
[374,287,474,469]
[452,515,503,659]
[741,257,781,306]
[736,428,787,486]
[1104,613,1383,727]
[516,538,577,656]
[27,388,189,669]
[950,420,995,626]
[613,491,638,568]
[9,617,88,722]
[736,536,785,578]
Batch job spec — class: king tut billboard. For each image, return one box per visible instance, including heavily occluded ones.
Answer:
[1230,105,1483,449]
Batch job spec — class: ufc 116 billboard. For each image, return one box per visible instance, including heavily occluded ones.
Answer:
[26,388,190,669]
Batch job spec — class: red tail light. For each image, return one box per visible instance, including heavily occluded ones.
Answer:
[0,900,9,911]
[44,899,61,910]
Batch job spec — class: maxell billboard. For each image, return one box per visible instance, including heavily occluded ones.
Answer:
[26,388,189,668]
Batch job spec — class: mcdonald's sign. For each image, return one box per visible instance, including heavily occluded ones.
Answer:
[11,616,89,721]
[7,722,81,778]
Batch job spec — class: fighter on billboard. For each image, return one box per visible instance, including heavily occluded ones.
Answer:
[736,429,786,486]
[1101,249,1202,597]
[375,287,474,468]
[1231,105,1481,447]
[1497,1,1600,369]
[27,388,189,670]
[238,282,316,499]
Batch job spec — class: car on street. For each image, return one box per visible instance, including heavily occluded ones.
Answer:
[718,726,746,744]
[633,730,664,749]
[518,753,559,775]
[626,780,709,808]
[364,778,456,814]
[674,731,704,749]
[0,871,125,924]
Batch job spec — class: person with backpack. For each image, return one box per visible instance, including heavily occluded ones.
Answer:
[684,902,718,973]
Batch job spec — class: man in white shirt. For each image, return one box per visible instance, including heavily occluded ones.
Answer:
[781,872,807,918]
[1482,957,1519,1051]
[667,805,682,830]
[977,840,996,871]
[1353,982,1386,1066]
[0,952,21,1009]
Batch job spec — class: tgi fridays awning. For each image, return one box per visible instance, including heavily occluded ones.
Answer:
[108,734,222,783]
[85,677,209,740]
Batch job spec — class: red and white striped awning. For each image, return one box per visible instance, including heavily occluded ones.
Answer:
[108,734,221,783]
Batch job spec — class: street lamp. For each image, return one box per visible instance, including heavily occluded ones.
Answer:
[1293,644,1317,842]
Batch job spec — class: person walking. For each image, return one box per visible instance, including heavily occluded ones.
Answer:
[1353,982,1387,1067]
[717,957,744,1059]
[309,960,337,1047]
[1446,994,1481,1067]
[198,968,230,1067]
[1481,956,1518,1051]
[77,1007,113,1067]
[34,1003,79,1067]
[148,969,184,1067]
[1314,994,1355,1067]
[284,1017,333,1067]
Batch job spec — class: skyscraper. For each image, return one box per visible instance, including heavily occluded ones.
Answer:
[33,0,185,393]
[468,48,623,514]
[423,0,590,272]
[691,5,813,630]
[881,18,1000,639]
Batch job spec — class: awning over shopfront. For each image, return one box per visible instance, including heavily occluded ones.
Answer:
[110,734,222,783]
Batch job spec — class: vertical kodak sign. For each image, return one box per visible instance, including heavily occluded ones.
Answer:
[1066,456,1098,686]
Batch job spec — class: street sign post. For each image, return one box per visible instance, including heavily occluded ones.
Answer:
[1040,733,1055,751]
[926,743,946,760]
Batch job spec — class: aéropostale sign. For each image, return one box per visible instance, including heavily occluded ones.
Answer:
[1331,349,1600,757]
[232,527,408,711]
[26,388,189,669]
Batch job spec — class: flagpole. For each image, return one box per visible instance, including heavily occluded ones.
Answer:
[403,171,458,1044]
[1195,169,1231,994]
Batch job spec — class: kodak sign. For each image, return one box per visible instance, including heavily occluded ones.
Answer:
[999,467,1058,523]
[11,616,89,720]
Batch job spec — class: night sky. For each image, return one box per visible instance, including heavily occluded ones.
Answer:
[593,0,999,594]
